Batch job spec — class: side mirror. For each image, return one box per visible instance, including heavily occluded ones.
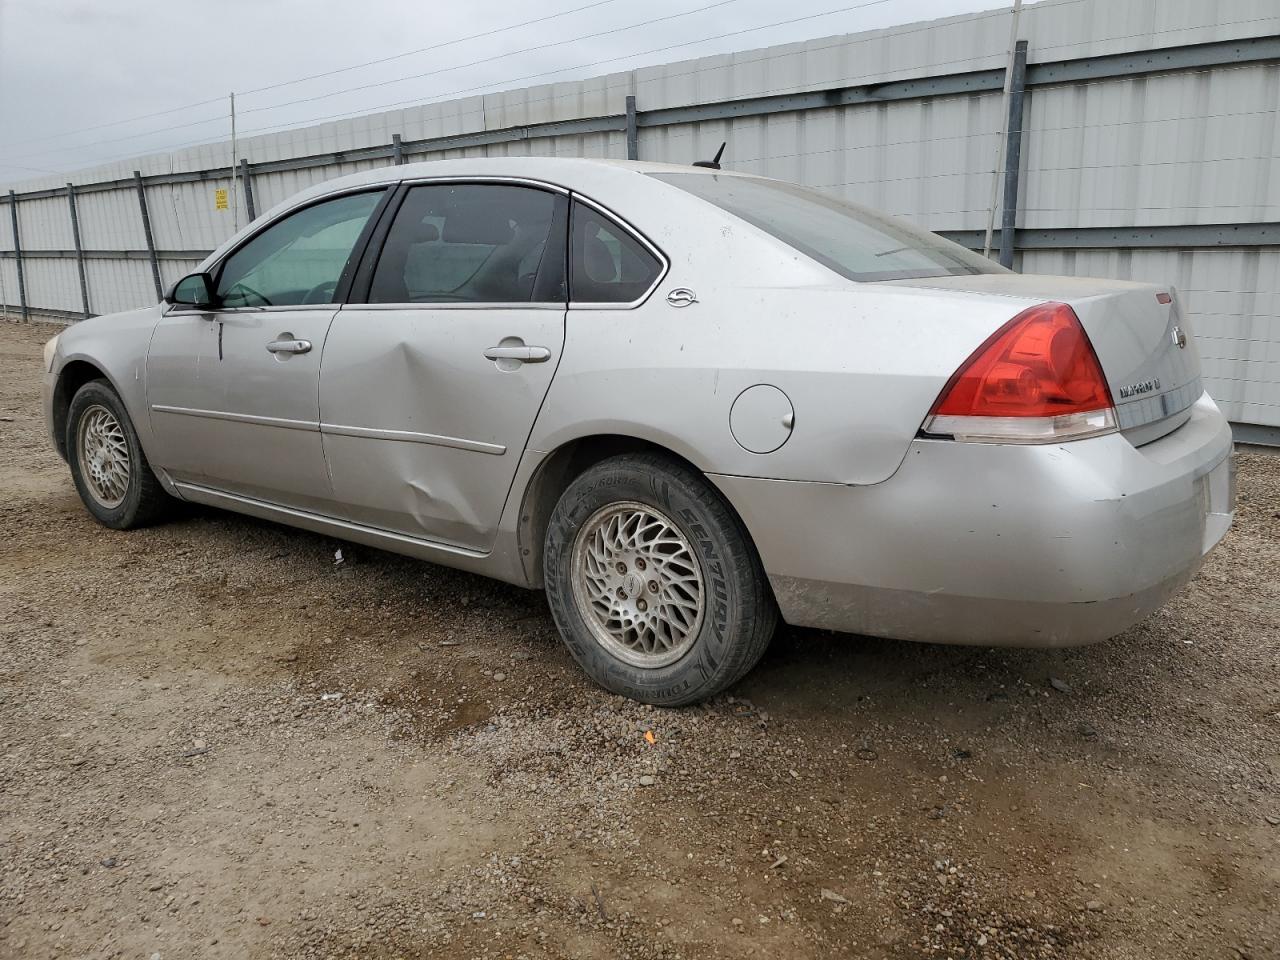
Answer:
[167,272,218,309]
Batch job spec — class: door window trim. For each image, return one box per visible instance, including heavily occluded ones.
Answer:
[350,302,566,311]
[567,193,669,311]
[170,177,669,313]
[195,185,395,314]
[345,176,571,309]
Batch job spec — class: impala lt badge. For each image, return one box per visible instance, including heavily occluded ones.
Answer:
[1119,378,1161,399]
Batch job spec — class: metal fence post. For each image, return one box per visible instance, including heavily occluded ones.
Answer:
[625,96,639,160]
[998,40,1029,270]
[392,133,405,165]
[66,183,91,319]
[239,158,256,222]
[8,191,28,322]
[133,171,163,301]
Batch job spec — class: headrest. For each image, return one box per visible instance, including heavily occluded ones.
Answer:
[583,234,618,283]
[406,221,439,244]
[442,208,513,245]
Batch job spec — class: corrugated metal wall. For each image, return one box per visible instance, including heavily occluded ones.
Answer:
[2,0,1279,430]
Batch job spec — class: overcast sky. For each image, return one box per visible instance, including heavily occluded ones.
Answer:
[0,0,1025,184]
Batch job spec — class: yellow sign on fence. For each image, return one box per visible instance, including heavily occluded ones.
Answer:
[214,188,228,211]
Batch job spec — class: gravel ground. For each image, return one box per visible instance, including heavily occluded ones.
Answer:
[1,318,1277,960]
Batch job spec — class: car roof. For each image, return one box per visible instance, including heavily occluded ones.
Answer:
[308,156,754,196]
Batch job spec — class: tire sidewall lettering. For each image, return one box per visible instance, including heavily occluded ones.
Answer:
[679,508,731,653]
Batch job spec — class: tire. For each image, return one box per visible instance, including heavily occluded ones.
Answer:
[544,452,777,706]
[66,379,172,530]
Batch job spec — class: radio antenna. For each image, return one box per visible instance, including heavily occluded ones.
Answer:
[692,142,726,170]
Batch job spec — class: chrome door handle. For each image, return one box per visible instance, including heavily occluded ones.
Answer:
[266,338,312,355]
[483,345,551,363]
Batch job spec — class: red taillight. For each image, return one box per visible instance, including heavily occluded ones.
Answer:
[924,302,1117,443]
[933,302,1113,417]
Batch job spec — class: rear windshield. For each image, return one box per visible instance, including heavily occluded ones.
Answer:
[650,173,1004,282]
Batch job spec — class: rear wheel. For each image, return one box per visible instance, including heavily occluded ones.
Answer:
[544,453,776,706]
[66,380,172,529]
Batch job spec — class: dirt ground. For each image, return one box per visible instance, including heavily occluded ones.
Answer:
[0,318,1277,960]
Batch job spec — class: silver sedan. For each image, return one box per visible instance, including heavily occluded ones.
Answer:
[42,157,1235,705]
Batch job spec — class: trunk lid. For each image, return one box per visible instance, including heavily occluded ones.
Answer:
[887,274,1201,442]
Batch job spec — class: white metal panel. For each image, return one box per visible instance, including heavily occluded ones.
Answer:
[642,92,1004,232]
[146,175,239,252]
[82,259,158,316]
[1023,0,1280,61]
[16,195,74,250]
[1024,64,1280,229]
[22,259,81,314]
[0,259,21,318]
[73,188,147,251]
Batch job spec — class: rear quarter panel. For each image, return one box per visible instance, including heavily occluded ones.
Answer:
[530,174,1041,484]
[533,284,1047,484]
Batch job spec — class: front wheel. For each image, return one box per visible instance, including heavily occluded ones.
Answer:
[66,379,173,529]
[544,453,777,706]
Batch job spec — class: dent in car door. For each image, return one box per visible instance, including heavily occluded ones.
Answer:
[319,182,568,551]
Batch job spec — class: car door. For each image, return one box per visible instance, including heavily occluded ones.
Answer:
[319,180,568,551]
[147,188,388,512]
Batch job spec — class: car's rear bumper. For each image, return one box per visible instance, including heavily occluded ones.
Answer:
[709,392,1234,647]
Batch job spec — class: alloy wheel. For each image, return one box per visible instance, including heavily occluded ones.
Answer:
[570,500,705,669]
[77,404,131,509]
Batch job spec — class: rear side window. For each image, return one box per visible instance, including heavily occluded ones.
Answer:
[649,173,1004,282]
[369,183,565,304]
[569,202,662,304]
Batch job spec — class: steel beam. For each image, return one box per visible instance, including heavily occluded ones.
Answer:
[6,215,1280,264]
[637,69,1006,128]
[1025,34,1280,87]
[0,248,211,261]
[1231,421,1280,448]
[400,116,626,160]
[999,41,1029,269]
[66,183,90,319]
[625,96,639,160]
[7,190,27,322]
[133,171,164,301]
[942,222,1280,250]
[239,158,256,222]
[17,305,96,324]
[3,167,230,202]
[3,225,1280,261]
[250,150,390,176]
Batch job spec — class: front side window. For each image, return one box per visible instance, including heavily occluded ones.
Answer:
[649,173,1005,282]
[569,202,662,304]
[368,184,565,304]
[216,190,384,307]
